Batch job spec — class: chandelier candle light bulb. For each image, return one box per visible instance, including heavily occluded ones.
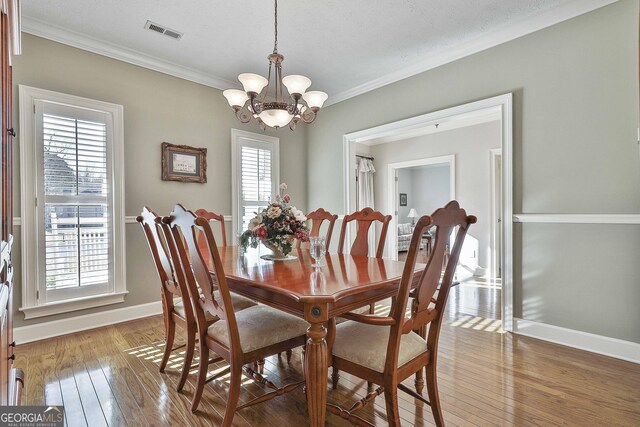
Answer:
[223,0,328,130]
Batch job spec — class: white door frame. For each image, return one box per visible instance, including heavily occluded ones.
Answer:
[343,93,514,331]
[386,155,455,260]
[489,148,502,283]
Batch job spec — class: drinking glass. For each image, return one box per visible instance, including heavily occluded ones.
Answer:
[309,236,326,267]
[310,269,326,291]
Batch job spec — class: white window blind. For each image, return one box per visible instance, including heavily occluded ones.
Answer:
[232,130,279,235]
[37,102,114,303]
[240,145,273,230]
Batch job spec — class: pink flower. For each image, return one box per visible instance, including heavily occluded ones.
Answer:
[283,194,291,203]
[295,228,309,242]
[256,226,267,239]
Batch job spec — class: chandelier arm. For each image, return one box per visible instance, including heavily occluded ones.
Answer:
[289,93,302,115]
[298,109,317,124]
[234,105,252,124]
[249,95,262,116]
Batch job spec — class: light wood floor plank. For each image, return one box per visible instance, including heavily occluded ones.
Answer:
[14,285,640,426]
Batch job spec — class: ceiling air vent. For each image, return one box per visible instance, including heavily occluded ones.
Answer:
[144,20,183,40]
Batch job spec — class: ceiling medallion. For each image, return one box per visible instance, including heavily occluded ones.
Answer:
[223,0,328,130]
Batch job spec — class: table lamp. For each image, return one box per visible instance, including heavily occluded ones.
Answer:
[407,208,418,226]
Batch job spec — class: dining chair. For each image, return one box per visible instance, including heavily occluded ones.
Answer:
[337,207,392,258]
[297,208,338,249]
[195,208,227,247]
[163,204,309,420]
[333,208,394,387]
[327,201,476,426]
[137,207,196,391]
[196,207,294,371]
[336,207,392,315]
[137,207,257,392]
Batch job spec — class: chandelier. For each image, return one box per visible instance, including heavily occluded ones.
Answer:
[223,0,328,130]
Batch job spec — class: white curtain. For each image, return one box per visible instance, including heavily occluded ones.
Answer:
[357,158,375,210]
[356,158,376,255]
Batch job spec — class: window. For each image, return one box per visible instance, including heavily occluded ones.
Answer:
[231,129,279,235]
[19,86,126,319]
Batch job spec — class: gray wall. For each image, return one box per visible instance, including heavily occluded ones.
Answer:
[397,168,414,221]
[307,1,640,342]
[12,34,307,327]
[411,165,451,220]
[369,121,500,272]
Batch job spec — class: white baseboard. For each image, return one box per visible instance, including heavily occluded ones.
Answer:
[514,318,640,364]
[14,300,163,345]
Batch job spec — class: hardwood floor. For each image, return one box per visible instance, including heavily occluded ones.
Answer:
[16,287,640,426]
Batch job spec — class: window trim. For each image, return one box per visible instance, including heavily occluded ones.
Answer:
[231,129,279,237]
[19,85,127,319]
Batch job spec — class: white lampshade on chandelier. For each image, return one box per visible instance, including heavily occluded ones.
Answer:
[223,0,328,130]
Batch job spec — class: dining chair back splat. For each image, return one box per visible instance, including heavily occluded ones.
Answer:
[297,208,338,249]
[328,201,476,427]
[195,208,227,247]
[163,204,308,421]
[338,207,392,258]
[336,207,392,320]
[136,207,195,392]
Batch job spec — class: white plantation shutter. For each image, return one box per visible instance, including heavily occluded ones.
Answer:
[232,131,279,235]
[37,102,114,302]
[240,145,273,230]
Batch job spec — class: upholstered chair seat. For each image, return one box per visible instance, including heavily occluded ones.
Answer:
[332,321,429,373]
[173,291,256,319]
[207,304,309,353]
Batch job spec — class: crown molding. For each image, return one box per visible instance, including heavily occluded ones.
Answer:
[21,16,237,91]
[326,0,619,106]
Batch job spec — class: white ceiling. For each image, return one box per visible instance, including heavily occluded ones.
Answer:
[21,0,617,105]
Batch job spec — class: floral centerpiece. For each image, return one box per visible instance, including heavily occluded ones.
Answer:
[240,183,309,259]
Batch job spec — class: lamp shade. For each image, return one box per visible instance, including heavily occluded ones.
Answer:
[223,89,249,107]
[302,91,328,109]
[238,73,269,94]
[282,75,312,95]
[258,108,294,128]
[407,208,418,218]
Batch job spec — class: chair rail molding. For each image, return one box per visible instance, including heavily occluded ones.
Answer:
[513,213,640,224]
[16,215,233,226]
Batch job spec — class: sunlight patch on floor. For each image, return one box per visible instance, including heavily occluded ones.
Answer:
[449,315,504,333]
[124,341,281,387]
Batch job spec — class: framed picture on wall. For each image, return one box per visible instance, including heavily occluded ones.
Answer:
[399,193,407,206]
[161,142,207,183]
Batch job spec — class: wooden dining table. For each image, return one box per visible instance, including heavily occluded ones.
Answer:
[212,246,424,426]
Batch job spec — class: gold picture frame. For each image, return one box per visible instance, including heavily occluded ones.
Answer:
[161,142,207,183]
